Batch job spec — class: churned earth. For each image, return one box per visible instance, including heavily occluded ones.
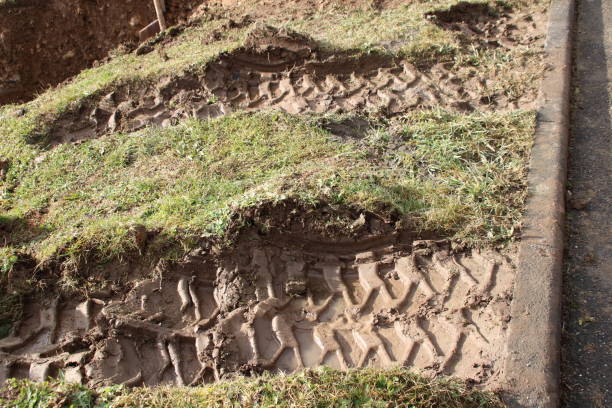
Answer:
[1,235,515,387]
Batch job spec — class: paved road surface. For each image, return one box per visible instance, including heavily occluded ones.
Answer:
[561,0,611,407]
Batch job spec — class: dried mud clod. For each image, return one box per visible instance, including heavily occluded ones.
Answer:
[243,25,318,57]
[214,264,257,313]
[0,235,515,388]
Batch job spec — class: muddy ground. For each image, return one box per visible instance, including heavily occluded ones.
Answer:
[48,10,544,145]
[0,0,549,392]
[0,233,516,387]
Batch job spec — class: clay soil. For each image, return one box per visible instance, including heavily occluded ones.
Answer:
[0,0,202,105]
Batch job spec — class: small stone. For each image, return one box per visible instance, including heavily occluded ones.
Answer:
[568,189,594,210]
[136,44,154,56]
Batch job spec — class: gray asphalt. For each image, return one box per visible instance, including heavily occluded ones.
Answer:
[561,0,612,407]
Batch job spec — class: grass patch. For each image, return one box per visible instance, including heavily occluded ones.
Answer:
[286,0,545,69]
[0,0,20,8]
[0,367,504,408]
[0,109,533,279]
[0,17,249,156]
[0,2,540,402]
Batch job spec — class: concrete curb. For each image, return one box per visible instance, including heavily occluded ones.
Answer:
[502,0,575,407]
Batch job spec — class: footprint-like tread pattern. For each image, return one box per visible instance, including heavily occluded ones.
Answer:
[0,239,514,386]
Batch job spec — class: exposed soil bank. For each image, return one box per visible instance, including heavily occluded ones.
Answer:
[0,232,517,388]
[0,0,202,105]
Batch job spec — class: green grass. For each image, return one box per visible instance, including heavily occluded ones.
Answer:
[0,0,20,7]
[0,368,504,408]
[0,109,533,290]
[0,1,543,406]
[0,17,249,155]
[284,0,546,86]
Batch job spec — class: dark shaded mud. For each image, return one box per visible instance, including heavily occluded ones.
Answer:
[426,1,545,49]
[561,0,611,406]
[0,0,202,104]
[0,233,516,388]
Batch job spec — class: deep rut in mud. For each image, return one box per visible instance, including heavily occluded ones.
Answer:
[0,236,514,387]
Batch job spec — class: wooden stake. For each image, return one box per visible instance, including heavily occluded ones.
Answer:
[153,0,167,31]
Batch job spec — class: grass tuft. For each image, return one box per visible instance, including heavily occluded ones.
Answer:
[0,368,504,408]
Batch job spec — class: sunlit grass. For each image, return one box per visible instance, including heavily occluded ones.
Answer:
[0,110,533,278]
[0,0,540,327]
[0,368,505,408]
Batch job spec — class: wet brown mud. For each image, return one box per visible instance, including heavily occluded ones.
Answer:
[0,235,516,388]
[48,23,543,145]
